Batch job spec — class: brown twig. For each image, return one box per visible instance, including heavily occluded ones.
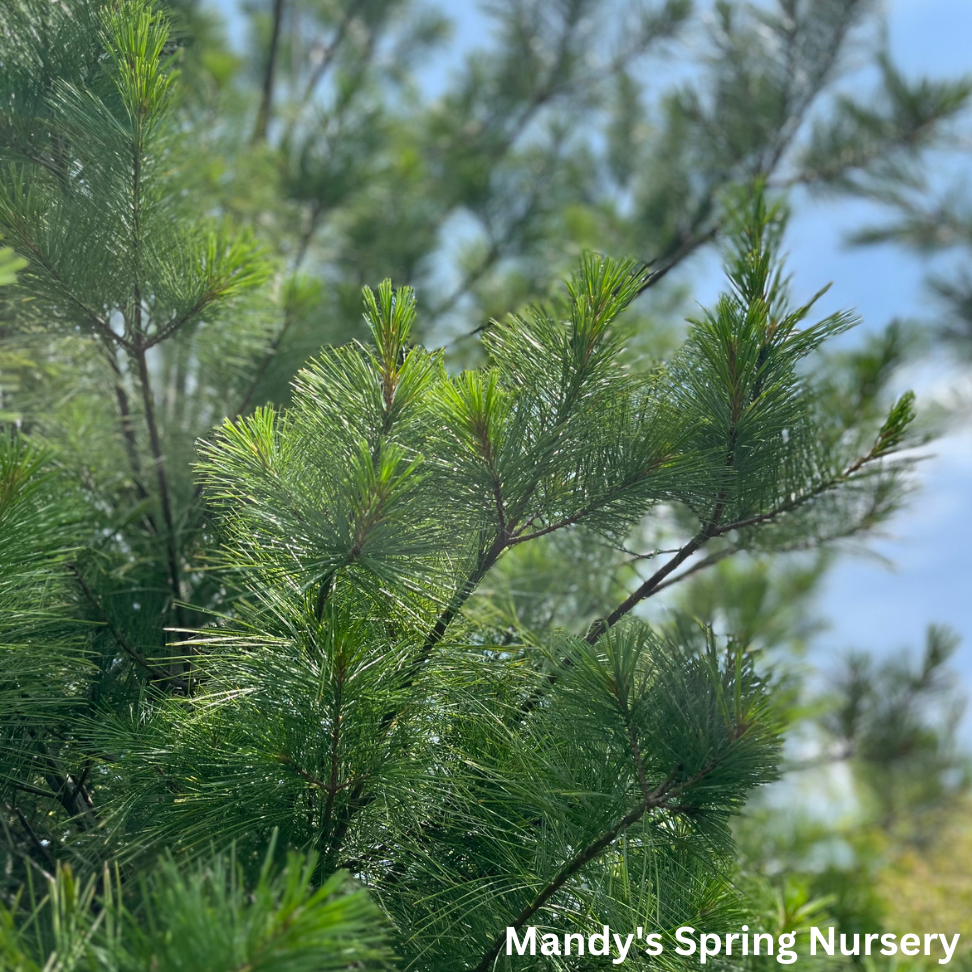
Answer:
[470,756,726,972]
[319,656,345,849]
[67,562,168,680]
[252,0,286,144]
[8,780,60,802]
[585,499,726,644]
[13,804,56,872]
[133,344,185,634]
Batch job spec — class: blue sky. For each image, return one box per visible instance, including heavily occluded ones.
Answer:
[781,0,972,717]
[209,0,972,723]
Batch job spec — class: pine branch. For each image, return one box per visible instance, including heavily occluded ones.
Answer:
[647,546,736,596]
[325,785,373,865]
[761,1,860,179]
[711,451,877,537]
[333,535,512,851]
[102,340,154,511]
[67,562,173,683]
[512,527,722,714]
[587,505,724,643]
[320,653,346,855]
[293,201,323,271]
[275,754,351,797]
[433,183,544,321]
[469,752,732,972]
[12,804,56,873]
[15,232,127,348]
[468,798,653,972]
[478,11,579,165]
[32,741,96,830]
[252,0,286,144]
[451,223,716,346]
[625,715,652,806]
[133,344,185,633]
[236,292,304,416]
[7,780,60,802]
[415,532,507,669]
[591,435,896,640]
[418,266,659,663]
[509,455,672,545]
[633,222,720,297]
[141,292,214,349]
[298,5,353,109]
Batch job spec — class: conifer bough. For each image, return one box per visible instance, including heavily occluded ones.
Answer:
[0,1,920,969]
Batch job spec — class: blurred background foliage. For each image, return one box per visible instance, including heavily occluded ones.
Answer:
[1,0,971,967]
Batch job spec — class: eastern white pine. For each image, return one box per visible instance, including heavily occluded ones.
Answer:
[0,1,964,969]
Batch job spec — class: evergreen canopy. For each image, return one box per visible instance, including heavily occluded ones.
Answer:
[0,1,948,969]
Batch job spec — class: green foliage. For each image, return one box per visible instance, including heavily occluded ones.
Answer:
[799,50,972,356]
[0,0,966,968]
[821,624,968,820]
[0,845,390,971]
[0,436,95,851]
[0,245,26,288]
[800,53,972,192]
[734,625,971,963]
[0,1,266,346]
[75,193,914,968]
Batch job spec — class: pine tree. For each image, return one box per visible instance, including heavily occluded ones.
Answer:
[793,52,972,355]
[0,0,957,969]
